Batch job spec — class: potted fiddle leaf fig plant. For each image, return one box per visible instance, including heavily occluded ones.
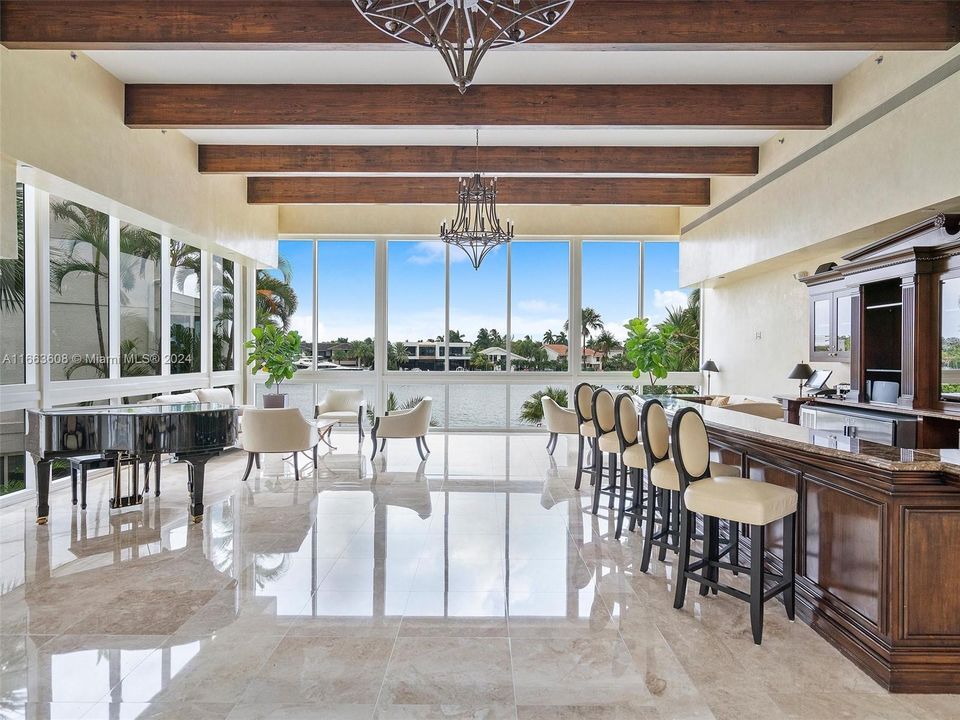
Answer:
[623,317,676,395]
[245,324,303,408]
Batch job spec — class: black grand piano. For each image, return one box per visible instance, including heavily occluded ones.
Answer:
[26,402,238,525]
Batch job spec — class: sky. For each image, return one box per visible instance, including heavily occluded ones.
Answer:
[273,239,686,345]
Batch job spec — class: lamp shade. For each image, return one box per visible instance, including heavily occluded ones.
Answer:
[788,363,814,381]
[700,360,719,373]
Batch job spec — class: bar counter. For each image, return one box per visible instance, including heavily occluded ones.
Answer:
[660,398,960,693]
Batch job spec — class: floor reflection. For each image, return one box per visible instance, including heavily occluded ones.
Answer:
[1,432,945,720]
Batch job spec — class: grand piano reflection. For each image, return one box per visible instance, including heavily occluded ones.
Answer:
[25,402,238,525]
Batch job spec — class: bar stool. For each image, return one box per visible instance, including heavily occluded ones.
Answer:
[573,382,597,491]
[638,399,740,573]
[613,392,645,539]
[590,388,622,515]
[671,407,798,644]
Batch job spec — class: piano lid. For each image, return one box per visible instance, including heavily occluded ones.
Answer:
[32,403,235,415]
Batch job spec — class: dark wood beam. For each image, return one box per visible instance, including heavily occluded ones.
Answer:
[245,176,710,205]
[3,1,957,50]
[127,84,832,129]
[199,145,759,176]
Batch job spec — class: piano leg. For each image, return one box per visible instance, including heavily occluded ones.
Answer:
[183,453,216,523]
[35,458,51,525]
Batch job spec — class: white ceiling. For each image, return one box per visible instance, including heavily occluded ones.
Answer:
[86,49,870,85]
[180,127,778,147]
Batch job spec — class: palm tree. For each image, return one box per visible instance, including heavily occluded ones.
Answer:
[519,386,569,425]
[564,307,604,361]
[589,329,618,371]
[388,341,408,370]
[49,200,162,379]
[0,184,25,313]
[542,330,555,345]
[659,289,700,372]
[256,255,298,329]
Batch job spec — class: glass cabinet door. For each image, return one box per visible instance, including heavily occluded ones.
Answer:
[812,297,833,359]
[835,294,852,360]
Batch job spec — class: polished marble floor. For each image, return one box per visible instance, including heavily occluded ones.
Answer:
[1,432,956,720]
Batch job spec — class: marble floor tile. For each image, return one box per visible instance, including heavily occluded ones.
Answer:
[377,637,514,710]
[241,636,394,704]
[1,432,955,720]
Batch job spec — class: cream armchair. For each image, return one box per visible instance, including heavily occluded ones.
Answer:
[541,396,579,455]
[194,387,252,415]
[241,408,320,482]
[370,398,432,461]
[314,389,366,443]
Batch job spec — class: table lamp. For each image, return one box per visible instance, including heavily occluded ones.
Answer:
[700,359,719,396]
[788,362,814,396]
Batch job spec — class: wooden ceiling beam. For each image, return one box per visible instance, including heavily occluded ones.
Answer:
[2,1,957,50]
[126,84,832,129]
[199,145,759,176]
[245,176,710,206]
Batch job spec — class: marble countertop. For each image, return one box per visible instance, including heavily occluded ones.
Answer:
[657,397,960,479]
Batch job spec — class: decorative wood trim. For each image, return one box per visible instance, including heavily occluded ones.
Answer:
[245,176,711,206]
[124,84,833,129]
[198,145,759,177]
[4,1,957,49]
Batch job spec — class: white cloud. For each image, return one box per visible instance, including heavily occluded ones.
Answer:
[653,289,689,312]
[406,241,468,266]
[516,299,562,314]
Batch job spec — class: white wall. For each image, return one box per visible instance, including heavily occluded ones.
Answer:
[0,48,278,266]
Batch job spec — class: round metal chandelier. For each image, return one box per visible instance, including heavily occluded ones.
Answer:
[440,130,514,269]
[352,0,576,93]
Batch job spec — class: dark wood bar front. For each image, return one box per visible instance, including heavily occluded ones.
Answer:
[665,399,960,693]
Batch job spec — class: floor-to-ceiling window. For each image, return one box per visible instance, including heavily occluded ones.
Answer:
[317,241,375,369]
[119,222,162,377]
[511,241,569,372]
[580,241,640,373]
[212,255,235,372]
[169,240,201,374]
[48,196,111,381]
[449,244,507,372]
[388,242,445,372]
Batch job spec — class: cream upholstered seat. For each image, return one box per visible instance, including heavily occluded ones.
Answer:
[315,389,366,442]
[573,383,597,490]
[541,395,578,455]
[589,388,621,515]
[613,392,644,539]
[194,387,252,415]
[671,406,797,645]
[371,397,432,461]
[684,476,797,526]
[650,459,740,492]
[241,408,319,482]
[597,430,620,453]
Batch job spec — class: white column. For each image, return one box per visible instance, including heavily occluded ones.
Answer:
[374,238,388,415]
[107,216,120,382]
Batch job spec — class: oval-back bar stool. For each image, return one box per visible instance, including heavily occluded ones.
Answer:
[671,407,798,644]
[639,399,742,573]
[613,393,645,539]
[573,382,597,491]
[590,388,622,515]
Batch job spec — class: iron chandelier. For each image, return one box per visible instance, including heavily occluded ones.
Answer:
[440,130,514,269]
[352,0,576,93]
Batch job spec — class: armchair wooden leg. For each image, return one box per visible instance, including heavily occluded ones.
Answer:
[783,513,796,621]
[421,436,430,454]
[254,453,261,469]
[241,452,255,482]
[370,420,379,461]
[312,445,318,470]
[640,476,657,573]
[71,468,78,506]
[416,436,428,461]
[546,432,558,455]
[293,452,300,482]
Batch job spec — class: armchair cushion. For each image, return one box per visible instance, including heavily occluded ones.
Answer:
[315,389,364,418]
[541,397,579,435]
[241,408,318,453]
[139,392,199,405]
[375,398,432,439]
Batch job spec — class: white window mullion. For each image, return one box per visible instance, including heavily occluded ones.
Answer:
[312,240,319,372]
[374,238,388,415]
[200,249,211,377]
[107,216,120,381]
[505,240,512,376]
[245,261,256,404]
[23,185,39,385]
[160,236,171,376]
[638,240,645,320]
[444,242,450,372]
[570,238,582,380]
[37,190,51,396]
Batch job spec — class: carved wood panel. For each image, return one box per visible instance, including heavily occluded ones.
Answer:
[805,475,884,628]
[903,508,960,638]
